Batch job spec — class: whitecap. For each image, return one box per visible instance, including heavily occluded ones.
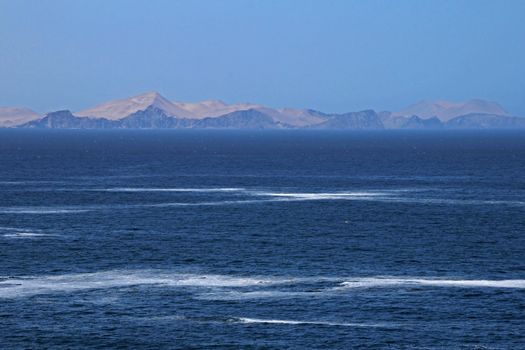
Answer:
[126,314,395,329]
[0,180,64,185]
[0,270,295,299]
[0,207,90,214]
[251,191,394,201]
[2,232,57,239]
[102,187,245,193]
[339,277,525,289]
[149,199,276,207]
[3,271,522,300]
[236,317,390,328]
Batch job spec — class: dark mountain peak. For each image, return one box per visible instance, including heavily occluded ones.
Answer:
[46,109,75,117]
[20,110,115,129]
[313,110,383,129]
[194,108,285,129]
[401,115,443,129]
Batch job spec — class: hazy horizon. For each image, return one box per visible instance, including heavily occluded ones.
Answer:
[1,0,524,115]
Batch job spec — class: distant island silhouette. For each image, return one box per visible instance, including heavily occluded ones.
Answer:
[2,92,524,129]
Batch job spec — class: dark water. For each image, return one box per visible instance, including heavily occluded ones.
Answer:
[1,130,524,349]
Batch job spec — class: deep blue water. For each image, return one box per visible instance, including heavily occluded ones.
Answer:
[1,130,524,349]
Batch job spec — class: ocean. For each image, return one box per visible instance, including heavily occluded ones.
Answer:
[1,130,524,349]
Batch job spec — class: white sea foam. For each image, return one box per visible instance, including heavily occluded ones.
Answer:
[339,278,525,289]
[149,199,276,207]
[12,188,519,213]
[252,191,393,201]
[0,207,90,214]
[166,274,290,287]
[103,187,245,193]
[129,315,393,329]
[2,232,57,239]
[236,317,388,328]
[252,191,525,207]
[0,180,65,186]
[2,271,523,299]
[0,226,57,239]
[0,270,294,299]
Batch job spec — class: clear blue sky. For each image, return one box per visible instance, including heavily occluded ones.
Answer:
[1,0,524,115]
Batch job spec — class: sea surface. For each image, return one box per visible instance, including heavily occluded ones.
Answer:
[1,130,524,349]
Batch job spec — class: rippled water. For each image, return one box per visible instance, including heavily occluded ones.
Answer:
[1,130,524,349]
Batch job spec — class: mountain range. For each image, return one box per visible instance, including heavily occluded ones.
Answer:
[1,92,523,129]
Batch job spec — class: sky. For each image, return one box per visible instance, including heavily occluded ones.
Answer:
[1,0,524,115]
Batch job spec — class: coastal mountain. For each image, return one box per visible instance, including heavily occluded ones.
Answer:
[22,107,288,129]
[22,110,116,128]
[74,92,378,128]
[446,113,525,129]
[7,92,525,129]
[118,107,285,129]
[394,99,508,122]
[312,110,383,129]
[381,113,444,129]
[173,99,329,126]
[0,107,40,127]
[118,107,188,129]
[174,100,262,119]
[75,92,280,122]
[76,92,196,120]
[193,109,286,129]
[258,107,328,127]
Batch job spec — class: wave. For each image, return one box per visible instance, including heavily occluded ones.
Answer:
[193,277,525,301]
[3,198,521,214]
[251,190,395,201]
[0,180,63,185]
[148,199,277,207]
[101,187,246,193]
[6,187,520,212]
[251,190,525,207]
[0,270,295,299]
[165,274,291,287]
[0,195,389,213]
[2,271,523,299]
[2,232,57,239]
[235,317,390,328]
[130,314,394,329]
[63,187,404,202]
[0,207,90,214]
[339,277,525,289]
